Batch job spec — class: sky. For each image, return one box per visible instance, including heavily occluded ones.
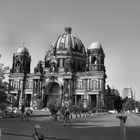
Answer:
[0,0,140,100]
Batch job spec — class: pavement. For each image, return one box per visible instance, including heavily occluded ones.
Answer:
[0,111,140,140]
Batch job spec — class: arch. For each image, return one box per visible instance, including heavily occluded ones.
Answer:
[43,81,62,105]
[91,56,96,64]
[44,78,63,88]
[45,82,60,94]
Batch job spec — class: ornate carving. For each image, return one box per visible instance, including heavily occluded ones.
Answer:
[49,76,57,82]
[49,56,58,73]
[45,48,54,60]
[64,58,72,73]
[85,64,89,71]
[34,61,43,74]
[12,52,31,73]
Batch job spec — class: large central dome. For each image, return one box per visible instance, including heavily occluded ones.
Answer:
[52,27,85,54]
[44,27,87,72]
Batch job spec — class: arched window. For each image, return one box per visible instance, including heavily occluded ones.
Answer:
[91,56,96,64]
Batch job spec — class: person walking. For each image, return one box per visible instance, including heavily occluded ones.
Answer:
[25,107,31,120]
[21,105,25,121]
[64,107,71,126]
[32,124,44,140]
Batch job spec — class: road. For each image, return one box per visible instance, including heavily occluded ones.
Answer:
[0,113,140,140]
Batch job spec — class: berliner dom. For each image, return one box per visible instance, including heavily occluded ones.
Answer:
[9,27,107,109]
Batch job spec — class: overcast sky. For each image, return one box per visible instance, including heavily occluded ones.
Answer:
[0,0,140,100]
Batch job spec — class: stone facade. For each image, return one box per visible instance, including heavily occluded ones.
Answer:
[9,27,107,109]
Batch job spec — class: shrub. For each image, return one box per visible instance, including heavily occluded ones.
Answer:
[47,98,61,116]
[60,105,66,115]
[91,107,99,113]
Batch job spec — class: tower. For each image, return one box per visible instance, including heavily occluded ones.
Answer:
[11,44,31,74]
[9,44,31,107]
[87,41,105,72]
[86,40,106,108]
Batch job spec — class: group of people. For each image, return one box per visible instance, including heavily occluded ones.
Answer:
[21,105,32,120]
[31,107,71,140]
[19,106,71,140]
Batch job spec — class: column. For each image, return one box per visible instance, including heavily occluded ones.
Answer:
[37,80,40,96]
[84,79,87,100]
[60,59,63,67]
[98,79,100,91]
[67,80,69,96]
[40,81,42,98]
[96,94,99,107]
[99,79,102,91]
[35,80,37,94]
[87,79,89,91]
[89,55,91,65]
[20,80,22,90]
[83,79,87,108]
[87,94,90,101]
[18,80,23,107]
[69,80,72,97]
[11,80,13,89]
[75,95,77,106]
[32,79,35,96]
[18,80,20,90]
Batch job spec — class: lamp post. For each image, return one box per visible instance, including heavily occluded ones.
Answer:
[116,114,127,140]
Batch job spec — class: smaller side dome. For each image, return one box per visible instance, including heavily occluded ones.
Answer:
[88,41,102,50]
[17,45,29,55]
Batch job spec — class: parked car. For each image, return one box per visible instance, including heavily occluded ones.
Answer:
[108,110,117,114]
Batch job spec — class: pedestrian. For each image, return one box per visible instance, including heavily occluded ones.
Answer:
[32,124,44,140]
[25,107,31,120]
[21,105,25,121]
[64,107,71,126]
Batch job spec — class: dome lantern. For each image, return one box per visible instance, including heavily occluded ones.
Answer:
[64,26,72,34]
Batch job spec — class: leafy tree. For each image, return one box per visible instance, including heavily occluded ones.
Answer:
[36,98,43,109]
[0,82,10,117]
[136,101,140,108]
[114,95,123,112]
[0,63,9,80]
[12,96,18,108]
[47,98,61,120]
[105,85,123,111]
[123,98,135,111]
[0,59,10,117]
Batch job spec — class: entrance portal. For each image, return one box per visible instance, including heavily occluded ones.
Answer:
[90,95,96,107]
[44,82,61,105]
[25,94,31,107]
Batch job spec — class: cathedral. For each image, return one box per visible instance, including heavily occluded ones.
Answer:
[9,27,107,109]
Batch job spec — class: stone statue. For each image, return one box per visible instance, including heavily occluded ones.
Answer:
[49,57,57,73]
[34,61,43,74]
[64,58,72,72]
